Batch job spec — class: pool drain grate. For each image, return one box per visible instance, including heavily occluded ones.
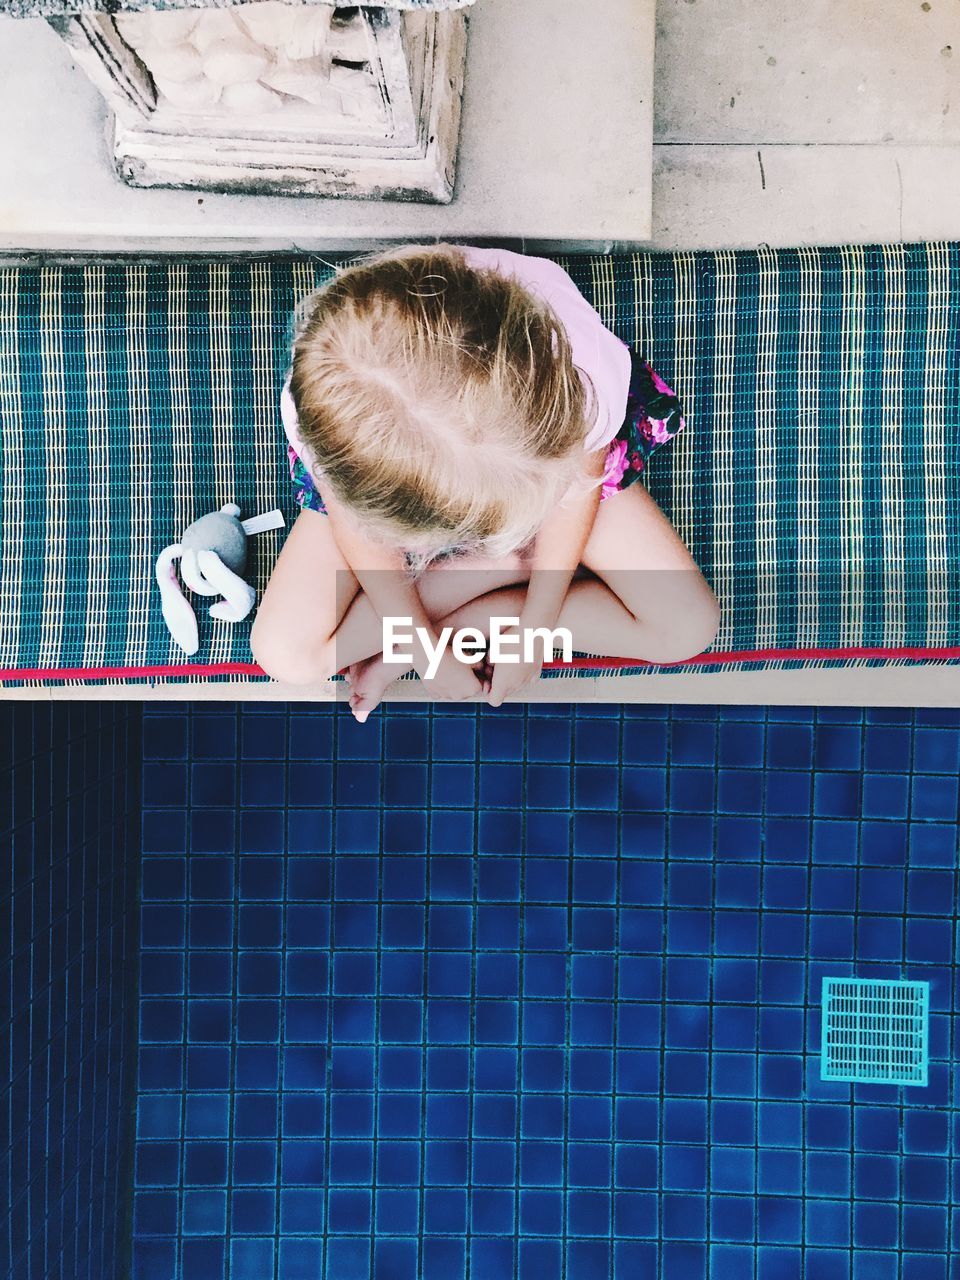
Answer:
[820,977,929,1086]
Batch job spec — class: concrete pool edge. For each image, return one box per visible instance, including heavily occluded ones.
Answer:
[4,664,960,706]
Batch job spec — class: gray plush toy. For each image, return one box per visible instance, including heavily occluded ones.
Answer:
[155,503,285,655]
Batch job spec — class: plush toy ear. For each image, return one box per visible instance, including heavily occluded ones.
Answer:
[180,547,219,597]
[155,545,200,655]
[197,549,257,624]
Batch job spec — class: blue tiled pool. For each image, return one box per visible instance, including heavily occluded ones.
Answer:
[2,705,139,1280]
[132,704,955,1280]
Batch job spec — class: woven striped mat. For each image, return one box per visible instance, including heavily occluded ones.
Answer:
[1,246,959,686]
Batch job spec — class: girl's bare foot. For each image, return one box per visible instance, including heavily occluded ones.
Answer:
[347,654,409,722]
[347,646,491,722]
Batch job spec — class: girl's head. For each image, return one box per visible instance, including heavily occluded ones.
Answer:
[289,246,594,561]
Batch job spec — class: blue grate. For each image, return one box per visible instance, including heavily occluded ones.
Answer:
[821,977,929,1086]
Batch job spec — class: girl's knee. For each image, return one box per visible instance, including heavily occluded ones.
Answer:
[250,612,337,685]
[618,588,720,665]
[645,592,721,664]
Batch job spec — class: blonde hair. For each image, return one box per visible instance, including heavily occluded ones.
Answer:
[289,245,595,563]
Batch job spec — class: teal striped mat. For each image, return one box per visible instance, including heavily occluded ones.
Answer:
[0,246,958,683]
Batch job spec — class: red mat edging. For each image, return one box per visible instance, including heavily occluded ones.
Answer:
[3,645,960,684]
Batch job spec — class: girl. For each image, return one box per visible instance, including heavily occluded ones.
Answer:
[252,245,719,720]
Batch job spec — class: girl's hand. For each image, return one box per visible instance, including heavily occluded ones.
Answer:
[486,656,544,707]
[418,650,485,702]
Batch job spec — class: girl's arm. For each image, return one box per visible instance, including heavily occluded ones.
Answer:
[324,489,483,699]
[487,449,605,705]
[324,488,421,622]
[522,449,606,629]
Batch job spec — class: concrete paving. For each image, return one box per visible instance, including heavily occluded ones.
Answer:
[0,0,957,251]
[649,0,960,250]
[6,665,960,707]
[0,0,656,251]
[656,0,957,145]
[652,144,960,249]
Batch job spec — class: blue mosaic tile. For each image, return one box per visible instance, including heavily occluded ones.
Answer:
[2,704,140,1280]
[132,704,960,1280]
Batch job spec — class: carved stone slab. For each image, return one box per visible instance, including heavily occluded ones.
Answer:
[2,0,473,15]
[45,3,469,201]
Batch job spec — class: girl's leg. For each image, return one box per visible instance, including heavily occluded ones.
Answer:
[577,482,720,662]
[252,513,530,685]
[407,486,718,668]
[333,554,531,716]
[332,551,531,670]
[346,584,528,720]
[250,510,359,683]
[348,486,718,716]
[254,485,717,694]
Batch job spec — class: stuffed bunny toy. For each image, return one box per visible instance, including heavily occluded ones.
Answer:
[155,503,285,655]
